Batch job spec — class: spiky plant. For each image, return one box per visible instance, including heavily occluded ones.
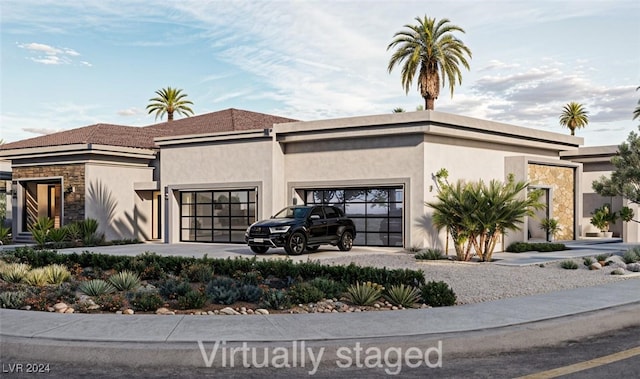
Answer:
[344,282,384,306]
[79,279,117,297]
[384,284,421,307]
[415,248,445,260]
[0,263,31,283]
[0,291,26,309]
[583,257,595,267]
[44,264,71,285]
[108,270,141,291]
[560,260,579,270]
[23,268,49,286]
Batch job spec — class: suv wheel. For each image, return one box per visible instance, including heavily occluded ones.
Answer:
[338,230,354,251]
[250,246,269,254]
[285,232,307,255]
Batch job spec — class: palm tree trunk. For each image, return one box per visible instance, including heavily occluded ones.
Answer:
[425,96,435,110]
[168,112,174,121]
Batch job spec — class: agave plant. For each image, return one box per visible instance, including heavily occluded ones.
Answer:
[79,279,117,297]
[344,282,384,306]
[108,270,141,291]
[384,284,421,307]
[23,267,50,286]
[44,264,71,285]
[0,263,31,283]
[0,291,26,309]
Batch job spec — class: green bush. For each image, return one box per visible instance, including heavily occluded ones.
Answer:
[560,260,579,270]
[206,277,240,305]
[622,249,640,264]
[109,270,141,291]
[259,289,291,310]
[183,262,214,283]
[0,291,26,309]
[238,284,263,303]
[344,282,384,306]
[420,281,456,307]
[177,291,207,310]
[0,224,11,244]
[308,277,345,299]
[384,284,420,307]
[158,279,192,300]
[79,279,117,297]
[96,293,128,312]
[288,283,325,304]
[128,292,164,312]
[233,270,263,286]
[506,242,567,253]
[415,248,446,260]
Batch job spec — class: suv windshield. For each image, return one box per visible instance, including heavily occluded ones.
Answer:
[273,207,310,219]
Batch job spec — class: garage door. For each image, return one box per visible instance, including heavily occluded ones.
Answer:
[303,187,403,247]
[180,189,256,243]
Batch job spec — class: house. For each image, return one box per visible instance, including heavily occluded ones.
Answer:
[0,108,635,248]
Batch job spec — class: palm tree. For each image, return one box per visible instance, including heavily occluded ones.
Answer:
[387,16,472,110]
[634,86,640,120]
[559,102,589,136]
[146,87,194,121]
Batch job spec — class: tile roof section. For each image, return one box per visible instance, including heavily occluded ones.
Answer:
[0,108,298,151]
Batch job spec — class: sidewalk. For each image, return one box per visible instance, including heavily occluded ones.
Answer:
[1,241,639,367]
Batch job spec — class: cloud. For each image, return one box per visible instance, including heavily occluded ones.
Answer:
[22,127,62,135]
[117,108,143,116]
[17,41,88,65]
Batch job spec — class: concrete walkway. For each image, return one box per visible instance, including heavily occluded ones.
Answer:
[1,240,639,367]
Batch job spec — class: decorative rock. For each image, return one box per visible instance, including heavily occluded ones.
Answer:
[605,256,627,269]
[47,307,55,312]
[88,304,101,310]
[207,311,215,315]
[220,307,241,315]
[255,308,269,315]
[391,306,399,310]
[21,305,31,311]
[53,302,68,312]
[373,304,381,308]
[589,262,602,270]
[64,307,75,314]
[123,309,134,315]
[611,268,626,275]
[246,309,254,314]
[626,263,640,272]
[156,307,171,315]
[165,311,176,315]
[116,311,123,314]
[240,307,247,313]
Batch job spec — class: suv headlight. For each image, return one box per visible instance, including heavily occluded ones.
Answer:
[269,225,291,233]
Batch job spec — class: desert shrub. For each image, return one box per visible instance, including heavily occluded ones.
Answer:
[0,291,26,309]
[259,289,291,310]
[44,264,71,285]
[47,228,69,248]
[583,257,595,267]
[560,260,579,270]
[622,249,640,264]
[183,262,214,283]
[78,279,117,297]
[420,281,456,307]
[177,291,207,310]
[206,277,240,305]
[23,268,49,286]
[384,284,421,307]
[158,279,192,300]
[404,245,423,253]
[95,293,128,312]
[64,222,83,243]
[0,224,11,244]
[308,277,345,299]
[0,263,31,283]
[233,270,264,286]
[128,292,164,312]
[344,282,384,306]
[506,242,566,253]
[238,284,263,303]
[288,283,324,304]
[28,217,54,248]
[109,270,141,291]
[595,254,611,262]
[415,248,445,260]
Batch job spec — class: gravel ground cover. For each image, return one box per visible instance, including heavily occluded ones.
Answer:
[318,253,634,304]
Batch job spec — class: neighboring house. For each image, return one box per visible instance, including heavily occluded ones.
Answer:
[0,159,12,228]
[0,108,634,248]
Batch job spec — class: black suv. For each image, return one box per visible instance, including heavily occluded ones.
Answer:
[245,205,356,255]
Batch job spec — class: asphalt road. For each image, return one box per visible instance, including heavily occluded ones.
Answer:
[2,324,639,378]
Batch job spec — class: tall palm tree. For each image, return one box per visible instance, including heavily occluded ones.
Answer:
[146,87,194,121]
[387,16,472,110]
[559,102,589,136]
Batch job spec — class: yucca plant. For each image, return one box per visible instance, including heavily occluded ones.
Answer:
[384,284,421,307]
[583,257,595,267]
[560,260,579,270]
[28,217,54,248]
[415,248,445,260]
[44,264,71,285]
[0,263,31,283]
[23,267,50,286]
[65,222,82,243]
[344,282,384,306]
[47,228,68,247]
[108,270,141,291]
[0,291,27,309]
[79,219,99,239]
[79,279,117,296]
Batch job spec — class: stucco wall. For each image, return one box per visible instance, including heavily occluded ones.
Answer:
[528,164,575,240]
[85,163,154,240]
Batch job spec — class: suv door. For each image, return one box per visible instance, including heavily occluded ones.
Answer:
[323,206,341,242]
[307,206,328,244]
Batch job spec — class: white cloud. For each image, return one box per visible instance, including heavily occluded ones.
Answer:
[22,127,62,135]
[117,108,143,116]
[17,41,87,65]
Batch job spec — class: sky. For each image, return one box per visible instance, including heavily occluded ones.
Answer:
[1,0,639,146]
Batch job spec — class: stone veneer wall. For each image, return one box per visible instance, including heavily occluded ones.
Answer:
[13,164,85,225]
[528,164,575,240]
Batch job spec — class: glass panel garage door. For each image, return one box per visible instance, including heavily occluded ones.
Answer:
[304,187,403,247]
[180,189,256,243]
